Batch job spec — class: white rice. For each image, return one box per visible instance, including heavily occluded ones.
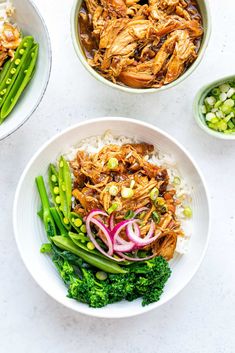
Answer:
[65,131,193,255]
[0,1,14,31]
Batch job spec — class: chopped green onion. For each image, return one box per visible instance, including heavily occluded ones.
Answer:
[206,112,216,121]
[107,157,118,170]
[124,210,135,219]
[152,211,160,224]
[150,187,159,201]
[96,271,108,281]
[87,242,95,250]
[109,185,118,196]
[121,187,134,199]
[219,83,230,93]
[183,206,192,218]
[156,197,165,206]
[139,211,146,220]
[107,203,118,214]
[211,88,220,96]
[173,176,181,185]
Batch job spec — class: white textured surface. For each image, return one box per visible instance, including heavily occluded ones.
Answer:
[0,0,234,351]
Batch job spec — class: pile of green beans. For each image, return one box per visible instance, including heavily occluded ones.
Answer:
[36,156,127,275]
[0,36,39,123]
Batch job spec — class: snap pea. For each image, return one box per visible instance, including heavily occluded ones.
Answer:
[0,36,34,110]
[0,59,11,83]
[0,43,39,121]
[36,176,56,238]
[48,163,71,230]
[52,236,127,274]
[68,231,112,260]
[58,156,72,222]
[50,207,68,236]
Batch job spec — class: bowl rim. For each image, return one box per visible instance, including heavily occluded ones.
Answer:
[0,0,52,141]
[13,117,211,318]
[193,74,235,140]
[70,0,212,94]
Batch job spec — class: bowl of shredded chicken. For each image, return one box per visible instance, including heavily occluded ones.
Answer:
[71,0,211,91]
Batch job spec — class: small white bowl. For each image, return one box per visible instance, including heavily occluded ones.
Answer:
[13,117,210,318]
[0,0,51,140]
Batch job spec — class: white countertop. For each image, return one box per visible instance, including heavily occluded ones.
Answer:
[1,0,235,351]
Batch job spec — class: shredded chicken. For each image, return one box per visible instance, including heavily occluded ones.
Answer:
[0,5,21,69]
[79,0,203,88]
[71,143,183,260]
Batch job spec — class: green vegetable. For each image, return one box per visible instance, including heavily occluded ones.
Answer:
[121,187,134,199]
[107,157,118,170]
[201,81,235,134]
[50,245,171,308]
[58,156,72,221]
[36,176,56,237]
[70,211,83,231]
[107,203,118,214]
[96,271,108,281]
[108,185,118,196]
[40,243,52,253]
[50,207,68,236]
[48,164,71,230]
[0,59,11,83]
[124,210,135,219]
[152,211,160,224]
[150,187,159,201]
[80,224,87,233]
[51,236,127,274]
[87,241,95,250]
[183,206,192,218]
[0,43,39,121]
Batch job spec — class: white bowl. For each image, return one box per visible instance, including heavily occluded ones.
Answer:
[0,0,51,140]
[13,118,210,318]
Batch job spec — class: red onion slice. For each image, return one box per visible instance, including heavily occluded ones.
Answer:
[133,207,148,217]
[89,217,113,256]
[86,210,124,261]
[126,221,160,246]
[108,213,115,232]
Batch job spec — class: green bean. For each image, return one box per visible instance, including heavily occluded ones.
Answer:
[0,43,39,121]
[52,236,127,274]
[0,36,34,110]
[58,156,72,222]
[50,207,68,236]
[0,59,11,83]
[48,163,71,230]
[35,176,56,238]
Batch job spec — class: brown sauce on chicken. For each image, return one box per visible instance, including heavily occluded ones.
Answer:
[78,0,203,88]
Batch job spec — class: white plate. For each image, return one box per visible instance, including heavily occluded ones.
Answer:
[0,0,51,140]
[13,117,210,318]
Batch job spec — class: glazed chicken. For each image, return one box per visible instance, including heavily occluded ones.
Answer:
[70,143,184,260]
[0,23,21,68]
[79,0,203,88]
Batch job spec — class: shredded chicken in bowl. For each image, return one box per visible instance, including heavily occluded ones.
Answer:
[70,142,184,260]
[79,0,203,88]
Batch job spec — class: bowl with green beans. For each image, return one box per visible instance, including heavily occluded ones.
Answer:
[194,75,235,139]
[0,0,51,140]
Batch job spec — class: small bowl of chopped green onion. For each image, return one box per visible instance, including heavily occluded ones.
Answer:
[194,76,235,139]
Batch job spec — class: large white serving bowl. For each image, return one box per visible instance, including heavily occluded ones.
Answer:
[13,117,210,318]
[0,0,51,140]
